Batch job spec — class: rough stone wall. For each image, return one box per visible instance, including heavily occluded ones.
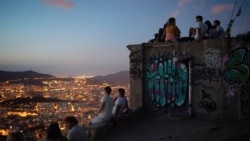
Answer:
[127,44,143,110]
[127,38,250,119]
[223,39,250,119]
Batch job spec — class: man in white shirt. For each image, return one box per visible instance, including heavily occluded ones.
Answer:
[89,86,114,124]
[189,15,208,41]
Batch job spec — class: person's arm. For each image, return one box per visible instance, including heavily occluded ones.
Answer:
[97,95,107,114]
[115,104,121,117]
[98,102,105,114]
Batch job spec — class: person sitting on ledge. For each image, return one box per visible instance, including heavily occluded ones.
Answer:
[205,20,217,39]
[162,17,181,42]
[112,88,127,118]
[189,15,208,41]
[213,20,225,39]
[88,86,114,125]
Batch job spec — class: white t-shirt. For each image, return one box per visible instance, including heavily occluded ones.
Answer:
[194,21,208,40]
[98,94,114,120]
[112,96,126,117]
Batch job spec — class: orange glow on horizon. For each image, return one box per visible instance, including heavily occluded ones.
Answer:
[6,111,38,117]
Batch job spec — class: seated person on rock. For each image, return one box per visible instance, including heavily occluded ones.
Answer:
[213,20,225,39]
[112,88,127,118]
[89,86,114,125]
[205,20,217,39]
[162,17,181,42]
[189,15,208,41]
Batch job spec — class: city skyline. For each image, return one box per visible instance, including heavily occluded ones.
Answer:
[1,0,250,77]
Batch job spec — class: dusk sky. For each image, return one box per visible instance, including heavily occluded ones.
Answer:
[1,0,249,77]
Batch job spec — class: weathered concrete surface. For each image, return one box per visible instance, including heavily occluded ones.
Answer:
[127,38,250,120]
[97,114,250,141]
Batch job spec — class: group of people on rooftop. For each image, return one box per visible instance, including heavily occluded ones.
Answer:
[150,15,226,43]
[5,86,130,141]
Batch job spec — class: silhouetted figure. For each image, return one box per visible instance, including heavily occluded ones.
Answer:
[155,21,168,42]
[205,20,216,39]
[213,20,225,39]
[64,116,87,141]
[47,122,67,141]
[6,132,26,141]
[157,27,165,42]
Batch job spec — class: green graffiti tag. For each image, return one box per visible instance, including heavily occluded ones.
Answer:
[223,47,250,84]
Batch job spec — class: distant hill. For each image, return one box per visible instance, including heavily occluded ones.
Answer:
[0,70,54,82]
[0,70,129,86]
[87,70,129,86]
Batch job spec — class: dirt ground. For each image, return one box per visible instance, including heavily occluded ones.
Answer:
[95,114,250,141]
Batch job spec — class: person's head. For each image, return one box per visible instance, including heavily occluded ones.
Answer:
[6,132,26,141]
[104,86,112,95]
[205,20,213,29]
[214,20,220,26]
[47,122,62,140]
[196,15,203,22]
[118,88,125,97]
[167,17,176,26]
[64,116,78,130]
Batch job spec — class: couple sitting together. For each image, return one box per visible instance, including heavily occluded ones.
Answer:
[88,86,130,125]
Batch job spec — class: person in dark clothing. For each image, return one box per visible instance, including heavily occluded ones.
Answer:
[47,122,67,141]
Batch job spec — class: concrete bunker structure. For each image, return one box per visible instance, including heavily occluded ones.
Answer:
[127,38,250,120]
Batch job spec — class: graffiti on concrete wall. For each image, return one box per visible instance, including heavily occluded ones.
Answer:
[222,46,250,117]
[204,48,221,68]
[192,64,220,84]
[146,52,190,107]
[223,47,250,84]
[224,83,239,98]
[130,50,142,79]
[199,90,216,112]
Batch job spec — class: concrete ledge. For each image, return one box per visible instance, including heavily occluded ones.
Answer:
[85,121,113,141]
[85,108,143,141]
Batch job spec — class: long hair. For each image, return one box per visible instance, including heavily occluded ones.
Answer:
[205,20,213,29]
[167,17,176,27]
[47,122,62,140]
